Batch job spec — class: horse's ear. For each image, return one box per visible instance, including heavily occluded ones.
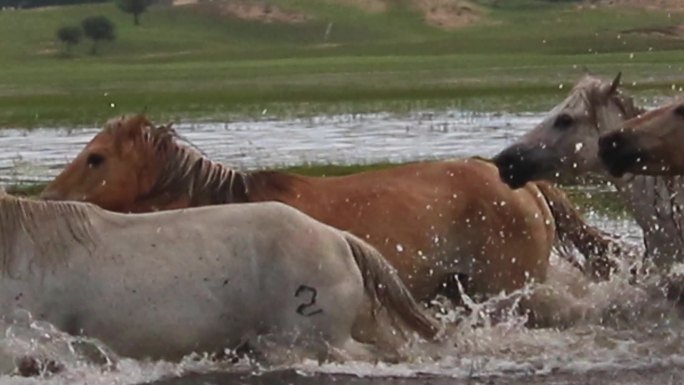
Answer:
[609,72,622,95]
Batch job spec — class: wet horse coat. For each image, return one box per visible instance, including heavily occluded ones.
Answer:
[492,73,684,269]
[599,97,684,177]
[41,116,620,304]
[0,196,439,362]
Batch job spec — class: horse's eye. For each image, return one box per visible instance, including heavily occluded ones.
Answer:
[87,153,105,168]
[554,113,574,130]
[674,105,684,118]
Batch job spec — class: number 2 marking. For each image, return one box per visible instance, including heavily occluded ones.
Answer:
[295,285,323,317]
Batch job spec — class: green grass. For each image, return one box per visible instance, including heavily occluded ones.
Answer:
[1,0,684,127]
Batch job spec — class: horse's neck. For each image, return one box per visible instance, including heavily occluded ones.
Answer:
[589,94,684,265]
[143,156,251,210]
[244,171,305,203]
[613,175,684,266]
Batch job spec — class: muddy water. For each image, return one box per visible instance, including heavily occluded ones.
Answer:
[0,110,680,385]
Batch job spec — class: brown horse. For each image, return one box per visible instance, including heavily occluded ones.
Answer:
[599,98,684,177]
[40,115,618,308]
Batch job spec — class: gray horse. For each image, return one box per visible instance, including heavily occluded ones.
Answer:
[492,73,684,269]
[0,195,439,363]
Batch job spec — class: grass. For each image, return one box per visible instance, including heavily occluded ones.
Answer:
[1,0,684,127]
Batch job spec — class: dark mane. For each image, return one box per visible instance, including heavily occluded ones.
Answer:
[107,115,273,206]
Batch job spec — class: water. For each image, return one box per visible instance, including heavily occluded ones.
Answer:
[0,109,681,385]
[0,110,539,184]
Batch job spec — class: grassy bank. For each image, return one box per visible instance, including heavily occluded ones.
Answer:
[1,0,684,127]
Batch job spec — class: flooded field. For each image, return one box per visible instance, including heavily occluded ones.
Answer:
[1,109,681,385]
[0,110,539,184]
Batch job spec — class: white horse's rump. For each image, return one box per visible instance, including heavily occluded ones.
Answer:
[0,196,439,362]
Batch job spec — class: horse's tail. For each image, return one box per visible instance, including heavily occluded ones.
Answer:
[342,232,441,341]
[534,181,622,280]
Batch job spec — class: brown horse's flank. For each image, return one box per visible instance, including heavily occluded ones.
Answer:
[120,118,616,280]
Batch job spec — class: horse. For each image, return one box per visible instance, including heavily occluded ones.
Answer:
[0,194,440,363]
[492,72,684,270]
[40,115,620,309]
[599,97,684,177]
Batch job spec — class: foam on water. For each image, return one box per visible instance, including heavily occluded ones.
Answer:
[3,216,684,384]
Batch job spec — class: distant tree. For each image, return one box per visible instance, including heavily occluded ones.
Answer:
[116,0,153,26]
[55,25,82,55]
[81,15,115,55]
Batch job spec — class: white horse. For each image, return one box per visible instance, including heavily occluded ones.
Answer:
[0,195,439,363]
[492,73,684,270]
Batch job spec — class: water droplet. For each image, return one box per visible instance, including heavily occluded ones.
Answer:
[574,142,584,153]
[396,244,404,252]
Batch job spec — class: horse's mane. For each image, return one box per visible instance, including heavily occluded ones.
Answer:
[0,196,98,276]
[570,74,645,127]
[106,115,249,205]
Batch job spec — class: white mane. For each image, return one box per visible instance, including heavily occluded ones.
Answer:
[0,196,98,276]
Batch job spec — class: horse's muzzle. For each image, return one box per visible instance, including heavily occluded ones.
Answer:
[598,131,640,178]
[493,145,546,189]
